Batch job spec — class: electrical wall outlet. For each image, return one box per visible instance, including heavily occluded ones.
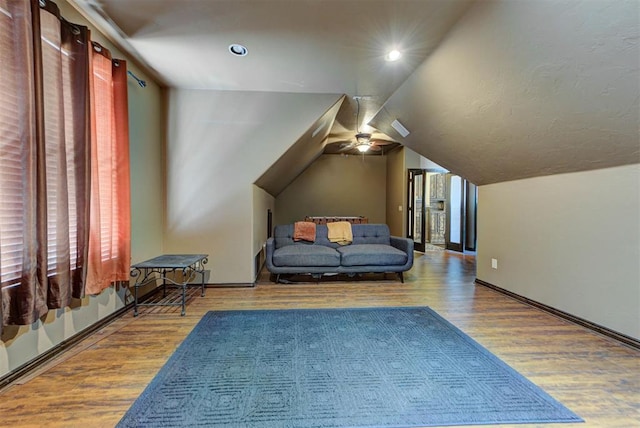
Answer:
[491,258,498,269]
[398,205,403,212]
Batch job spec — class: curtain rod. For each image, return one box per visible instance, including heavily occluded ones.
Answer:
[39,0,148,89]
[127,70,147,88]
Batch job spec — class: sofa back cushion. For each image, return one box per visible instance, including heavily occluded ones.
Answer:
[351,224,391,245]
[274,223,390,248]
[274,224,335,249]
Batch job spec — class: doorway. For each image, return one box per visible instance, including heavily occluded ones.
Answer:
[445,173,477,252]
[407,170,477,253]
[407,169,447,251]
[446,174,464,251]
[407,169,426,252]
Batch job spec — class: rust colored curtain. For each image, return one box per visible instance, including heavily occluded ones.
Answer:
[85,42,131,295]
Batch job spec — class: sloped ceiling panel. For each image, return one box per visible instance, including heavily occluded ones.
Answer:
[68,0,474,129]
[255,96,345,196]
[370,0,640,185]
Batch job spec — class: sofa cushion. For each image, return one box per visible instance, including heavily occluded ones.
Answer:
[337,244,408,266]
[351,224,391,245]
[274,224,338,249]
[272,245,340,267]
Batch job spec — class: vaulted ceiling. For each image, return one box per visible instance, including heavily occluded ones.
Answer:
[69,0,639,186]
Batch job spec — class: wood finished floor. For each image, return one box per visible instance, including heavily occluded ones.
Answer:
[1,250,638,427]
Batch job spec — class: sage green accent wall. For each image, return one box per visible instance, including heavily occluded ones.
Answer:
[275,155,387,226]
[477,164,640,339]
[0,0,165,377]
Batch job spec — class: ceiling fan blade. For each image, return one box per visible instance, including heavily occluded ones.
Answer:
[371,139,396,146]
[328,139,353,146]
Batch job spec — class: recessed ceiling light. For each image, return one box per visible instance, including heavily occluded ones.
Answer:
[228,44,248,56]
[385,49,401,62]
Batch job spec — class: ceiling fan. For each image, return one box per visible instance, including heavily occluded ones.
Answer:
[326,97,397,154]
[337,132,396,154]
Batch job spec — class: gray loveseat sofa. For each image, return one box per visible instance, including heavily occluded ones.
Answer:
[265,223,414,283]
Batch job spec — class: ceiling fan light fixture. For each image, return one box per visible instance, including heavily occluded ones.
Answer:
[356,143,370,153]
[355,132,371,145]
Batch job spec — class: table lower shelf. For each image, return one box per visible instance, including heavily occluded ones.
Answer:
[130,254,209,316]
[134,285,205,315]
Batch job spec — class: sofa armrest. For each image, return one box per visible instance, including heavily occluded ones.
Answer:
[390,236,414,268]
[265,237,276,270]
[390,236,413,253]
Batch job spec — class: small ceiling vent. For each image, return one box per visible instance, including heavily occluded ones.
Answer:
[391,119,410,138]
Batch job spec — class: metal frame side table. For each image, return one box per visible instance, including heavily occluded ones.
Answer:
[130,254,208,316]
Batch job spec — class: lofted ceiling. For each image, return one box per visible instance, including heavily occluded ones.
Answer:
[69,0,473,141]
[370,0,640,184]
[68,0,639,186]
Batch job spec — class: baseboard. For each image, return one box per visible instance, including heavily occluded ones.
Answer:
[475,278,640,350]
[0,287,158,391]
[205,283,256,288]
[255,261,266,283]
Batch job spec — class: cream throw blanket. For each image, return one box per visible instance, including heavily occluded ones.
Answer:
[327,221,353,245]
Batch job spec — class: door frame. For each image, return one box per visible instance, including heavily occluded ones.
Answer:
[407,169,426,252]
[445,173,465,252]
[464,181,478,251]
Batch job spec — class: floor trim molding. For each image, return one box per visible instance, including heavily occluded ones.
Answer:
[475,278,640,350]
[205,283,256,288]
[0,288,157,391]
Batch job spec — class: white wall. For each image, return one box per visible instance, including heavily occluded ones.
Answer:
[477,164,640,339]
[164,90,342,284]
[275,154,387,226]
[0,0,165,377]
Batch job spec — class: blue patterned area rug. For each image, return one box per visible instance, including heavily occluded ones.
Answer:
[117,307,582,427]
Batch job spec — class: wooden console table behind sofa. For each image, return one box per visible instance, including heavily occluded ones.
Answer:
[304,216,368,224]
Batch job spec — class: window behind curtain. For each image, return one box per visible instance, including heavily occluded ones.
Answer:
[0,0,129,329]
[41,5,71,277]
[0,0,37,292]
[39,2,91,305]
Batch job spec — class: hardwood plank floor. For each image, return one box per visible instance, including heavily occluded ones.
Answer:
[1,250,638,427]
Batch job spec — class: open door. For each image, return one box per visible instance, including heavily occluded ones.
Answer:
[409,170,477,253]
[465,181,478,251]
[427,172,446,246]
[445,174,465,252]
[407,169,426,252]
